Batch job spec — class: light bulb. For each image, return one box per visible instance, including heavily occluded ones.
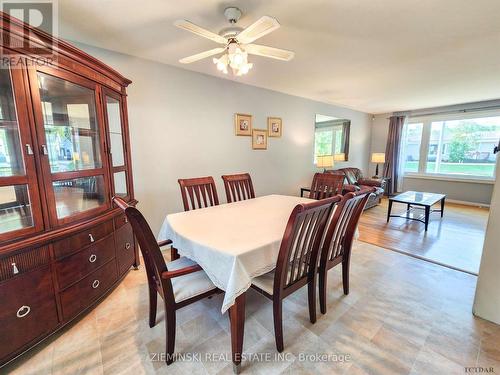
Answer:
[232,49,244,65]
[217,61,226,71]
[214,54,228,72]
[229,47,247,69]
[239,63,253,75]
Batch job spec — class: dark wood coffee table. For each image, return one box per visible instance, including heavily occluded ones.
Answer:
[387,191,446,231]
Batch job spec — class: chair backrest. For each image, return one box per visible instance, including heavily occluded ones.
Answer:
[320,188,374,265]
[221,173,255,203]
[113,197,175,303]
[309,172,345,200]
[178,176,219,211]
[274,195,341,295]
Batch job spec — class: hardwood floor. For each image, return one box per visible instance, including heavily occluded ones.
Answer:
[358,198,489,274]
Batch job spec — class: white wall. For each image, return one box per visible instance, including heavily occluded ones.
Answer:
[77,43,372,234]
[474,155,500,324]
[370,114,494,205]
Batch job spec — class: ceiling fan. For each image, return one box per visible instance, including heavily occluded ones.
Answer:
[175,7,294,76]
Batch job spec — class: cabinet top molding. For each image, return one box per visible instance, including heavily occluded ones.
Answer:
[0,11,132,88]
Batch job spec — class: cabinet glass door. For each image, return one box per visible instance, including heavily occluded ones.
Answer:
[103,91,130,199]
[0,68,43,239]
[34,69,110,225]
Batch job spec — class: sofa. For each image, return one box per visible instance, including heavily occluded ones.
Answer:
[328,167,387,210]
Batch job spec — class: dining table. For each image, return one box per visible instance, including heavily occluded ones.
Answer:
[158,194,314,373]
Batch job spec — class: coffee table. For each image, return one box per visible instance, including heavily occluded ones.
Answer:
[387,191,446,231]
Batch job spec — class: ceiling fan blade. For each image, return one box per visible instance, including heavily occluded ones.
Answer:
[245,44,295,61]
[179,47,226,64]
[237,16,280,44]
[175,19,228,44]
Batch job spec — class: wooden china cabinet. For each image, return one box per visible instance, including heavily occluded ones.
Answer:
[0,13,138,365]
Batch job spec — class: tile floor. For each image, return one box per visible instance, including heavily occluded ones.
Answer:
[4,241,500,375]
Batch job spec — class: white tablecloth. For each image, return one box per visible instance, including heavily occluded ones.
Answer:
[158,195,313,313]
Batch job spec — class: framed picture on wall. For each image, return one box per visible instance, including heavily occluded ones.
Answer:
[235,113,253,136]
[252,129,268,150]
[267,117,282,137]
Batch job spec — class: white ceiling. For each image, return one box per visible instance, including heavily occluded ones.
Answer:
[58,0,500,114]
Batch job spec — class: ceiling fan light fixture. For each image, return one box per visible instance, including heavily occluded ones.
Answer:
[176,9,294,77]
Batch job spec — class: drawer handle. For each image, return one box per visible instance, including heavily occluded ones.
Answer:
[89,254,97,263]
[92,280,100,289]
[89,233,95,243]
[125,243,131,250]
[16,305,31,318]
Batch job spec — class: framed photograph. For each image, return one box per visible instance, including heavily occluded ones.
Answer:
[252,129,268,150]
[267,117,282,137]
[235,113,252,136]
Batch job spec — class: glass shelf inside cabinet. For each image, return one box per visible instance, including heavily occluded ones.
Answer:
[53,176,106,219]
[38,73,102,173]
[0,185,33,234]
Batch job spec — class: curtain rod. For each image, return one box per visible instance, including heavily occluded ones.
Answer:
[390,99,500,119]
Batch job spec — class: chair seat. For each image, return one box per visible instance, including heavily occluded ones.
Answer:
[252,270,276,295]
[168,257,217,303]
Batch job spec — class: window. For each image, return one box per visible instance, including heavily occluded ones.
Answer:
[401,123,423,173]
[401,114,500,179]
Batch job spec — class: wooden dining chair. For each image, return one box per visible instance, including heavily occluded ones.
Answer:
[309,172,345,200]
[318,188,374,314]
[221,173,255,203]
[173,176,220,260]
[251,195,341,352]
[113,197,220,365]
[178,176,220,211]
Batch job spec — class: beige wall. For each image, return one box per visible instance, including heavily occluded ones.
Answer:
[474,156,500,324]
[370,114,494,205]
[77,43,372,234]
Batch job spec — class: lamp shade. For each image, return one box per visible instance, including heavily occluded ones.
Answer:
[317,155,334,169]
[334,153,346,161]
[371,153,386,163]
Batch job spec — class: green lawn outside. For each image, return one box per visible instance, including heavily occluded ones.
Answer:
[405,161,495,176]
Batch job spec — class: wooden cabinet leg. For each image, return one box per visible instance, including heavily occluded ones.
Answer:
[229,293,246,374]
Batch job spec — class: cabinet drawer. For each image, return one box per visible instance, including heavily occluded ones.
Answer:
[114,213,129,229]
[60,259,117,320]
[0,267,58,361]
[115,224,135,275]
[53,220,114,259]
[0,247,50,282]
[56,235,116,289]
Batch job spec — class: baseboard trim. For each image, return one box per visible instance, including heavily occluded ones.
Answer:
[445,198,490,208]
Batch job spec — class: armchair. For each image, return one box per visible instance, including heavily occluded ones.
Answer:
[337,168,387,209]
